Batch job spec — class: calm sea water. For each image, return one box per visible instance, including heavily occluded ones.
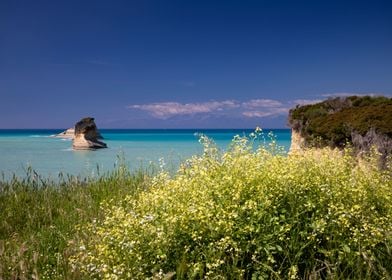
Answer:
[0,129,291,179]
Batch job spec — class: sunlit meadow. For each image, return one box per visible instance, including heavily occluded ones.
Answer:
[70,131,392,279]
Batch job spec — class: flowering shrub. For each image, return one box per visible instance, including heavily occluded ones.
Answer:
[70,133,392,279]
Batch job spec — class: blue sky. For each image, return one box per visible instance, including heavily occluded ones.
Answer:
[1,0,391,128]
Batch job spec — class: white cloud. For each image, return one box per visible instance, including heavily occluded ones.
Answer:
[321,92,387,98]
[129,98,292,119]
[242,111,273,118]
[242,99,283,109]
[292,99,323,105]
[242,108,289,118]
[129,100,239,119]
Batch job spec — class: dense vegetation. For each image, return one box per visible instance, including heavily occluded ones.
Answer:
[0,162,150,280]
[71,134,392,279]
[1,132,392,279]
[288,96,392,148]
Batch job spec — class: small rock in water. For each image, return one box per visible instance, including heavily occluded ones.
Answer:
[73,117,107,150]
[55,128,75,139]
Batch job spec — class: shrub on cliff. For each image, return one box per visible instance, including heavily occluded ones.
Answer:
[70,134,392,279]
[288,96,392,148]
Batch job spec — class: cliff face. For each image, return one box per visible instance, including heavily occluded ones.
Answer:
[351,128,392,164]
[288,96,392,166]
[289,129,305,153]
[73,117,107,150]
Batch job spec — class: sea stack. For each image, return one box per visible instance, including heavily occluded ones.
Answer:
[72,117,107,150]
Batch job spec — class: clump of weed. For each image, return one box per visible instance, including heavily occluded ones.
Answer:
[0,157,150,280]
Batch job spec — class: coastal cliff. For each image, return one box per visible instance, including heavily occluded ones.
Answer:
[73,117,107,150]
[288,96,392,166]
[289,129,305,153]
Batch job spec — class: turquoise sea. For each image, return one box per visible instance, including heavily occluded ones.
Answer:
[0,129,291,179]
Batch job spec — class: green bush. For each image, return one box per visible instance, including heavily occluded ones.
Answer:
[71,135,392,279]
[288,96,392,148]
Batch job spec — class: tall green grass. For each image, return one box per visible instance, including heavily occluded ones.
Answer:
[70,134,392,279]
[0,159,150,280]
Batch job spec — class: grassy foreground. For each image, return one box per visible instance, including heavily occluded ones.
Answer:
[0,161,150,280]
[71,135,392,279]
[1,134,392,279]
